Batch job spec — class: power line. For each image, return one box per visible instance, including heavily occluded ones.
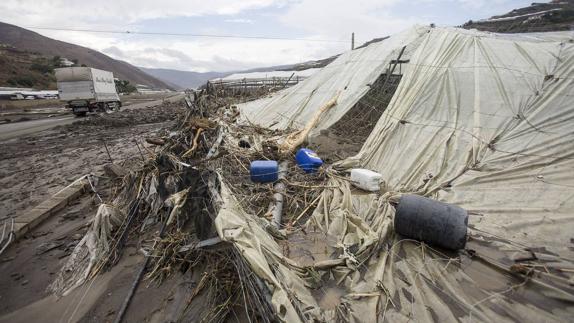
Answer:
[25,26,350,43]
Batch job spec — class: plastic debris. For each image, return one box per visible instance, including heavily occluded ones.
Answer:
[295,148,323,173]
[350,168,383,191]
[394,194,468,250]
[250,160,279,183]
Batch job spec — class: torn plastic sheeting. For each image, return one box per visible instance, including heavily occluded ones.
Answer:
[217,27,574,322]
[50,204,122,296]
[238,26,431,135]
[165,188,190,226]
[333,27,574,321]
[213,172,356,322]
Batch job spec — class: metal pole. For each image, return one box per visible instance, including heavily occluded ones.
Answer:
[351,32,355,50]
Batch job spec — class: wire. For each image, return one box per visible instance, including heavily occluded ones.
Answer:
[24,26,350,43]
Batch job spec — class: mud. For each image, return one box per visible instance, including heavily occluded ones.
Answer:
[0,102,186,221]
[0,99,189,322]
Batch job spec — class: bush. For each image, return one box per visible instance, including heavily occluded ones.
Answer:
[30,62,54,74]
[115,79,137,94]
[7,75,36,87]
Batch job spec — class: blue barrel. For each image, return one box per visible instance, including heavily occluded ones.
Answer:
[295,148,323,173]
[394,194,468,250]
[250,160,279,183]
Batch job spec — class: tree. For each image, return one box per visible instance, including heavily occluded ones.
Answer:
[30,62,54,74]
[115,79,137,94]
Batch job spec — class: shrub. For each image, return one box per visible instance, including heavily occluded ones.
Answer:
[7,75,36,87]
[30,62,54,74]
[115,79,137,94]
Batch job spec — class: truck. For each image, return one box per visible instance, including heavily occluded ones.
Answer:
[55,67,122,116]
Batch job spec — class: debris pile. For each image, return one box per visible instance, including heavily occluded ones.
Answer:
[48,89,336,321]
[19,26,574,323]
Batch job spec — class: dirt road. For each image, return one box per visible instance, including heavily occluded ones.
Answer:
[0,93,183,141]
[0,98,186,221]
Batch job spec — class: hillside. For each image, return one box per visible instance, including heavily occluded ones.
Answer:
[139,68,228,90]
[463,0,574,33]
[0,45,58,89]
[141,57,338,90]
[0,21,171,89]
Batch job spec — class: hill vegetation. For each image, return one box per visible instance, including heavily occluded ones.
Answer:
[0,45,59,89]
[0,21,171,89]
[463,0,574,33]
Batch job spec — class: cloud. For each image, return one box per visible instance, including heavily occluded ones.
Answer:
[0,0,282,26]
[225,18,255,24]
[278,0,423,44]
[0,0,535,72]
[101,37,341,72]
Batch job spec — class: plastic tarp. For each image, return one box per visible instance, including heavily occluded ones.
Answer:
[344,27,574,259]
[335,27,574,321]
[238,26,431,135]
[215,27,574,322]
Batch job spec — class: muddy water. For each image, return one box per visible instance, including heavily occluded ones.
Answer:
[281,227,340,267]
[311,278,348,310]
[281,227,350,310]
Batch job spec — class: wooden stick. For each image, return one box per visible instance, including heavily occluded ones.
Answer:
[102,140,113,163]
[182,128,204,158]
[290,194,322,226]
[280,91,341,154]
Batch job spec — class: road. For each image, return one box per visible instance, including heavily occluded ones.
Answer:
[0,93,183,141]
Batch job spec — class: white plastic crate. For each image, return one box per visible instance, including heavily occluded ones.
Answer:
[350,168,383,192]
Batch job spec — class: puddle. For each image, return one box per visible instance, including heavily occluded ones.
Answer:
[311,278,348,310]
[282,227,340,267]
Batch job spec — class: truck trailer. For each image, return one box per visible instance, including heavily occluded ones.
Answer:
[55,67,122,116]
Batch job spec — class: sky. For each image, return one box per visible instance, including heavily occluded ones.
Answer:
[0,0,536,72]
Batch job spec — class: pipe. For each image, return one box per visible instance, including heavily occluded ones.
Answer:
[113,210,170,323]
[271,162,288,229]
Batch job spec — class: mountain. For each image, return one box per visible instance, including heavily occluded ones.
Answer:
[141,58,338,90]
[139,68,228,90]
[463,0,574,33]
[0,21,171,89]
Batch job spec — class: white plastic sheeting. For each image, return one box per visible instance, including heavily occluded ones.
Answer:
[347,27,574,259]
[335,27,574,321]
[238,26,431,135]
[215,27,574,322]
[50,204,122,296]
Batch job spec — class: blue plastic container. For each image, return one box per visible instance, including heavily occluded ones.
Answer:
[295,148,323,173]
[250,160,279,183]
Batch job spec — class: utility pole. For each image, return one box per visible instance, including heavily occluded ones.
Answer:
[351,32,355,50]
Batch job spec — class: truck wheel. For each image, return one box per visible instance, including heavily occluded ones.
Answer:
[74,112,87,117]
[102,103,112,114]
